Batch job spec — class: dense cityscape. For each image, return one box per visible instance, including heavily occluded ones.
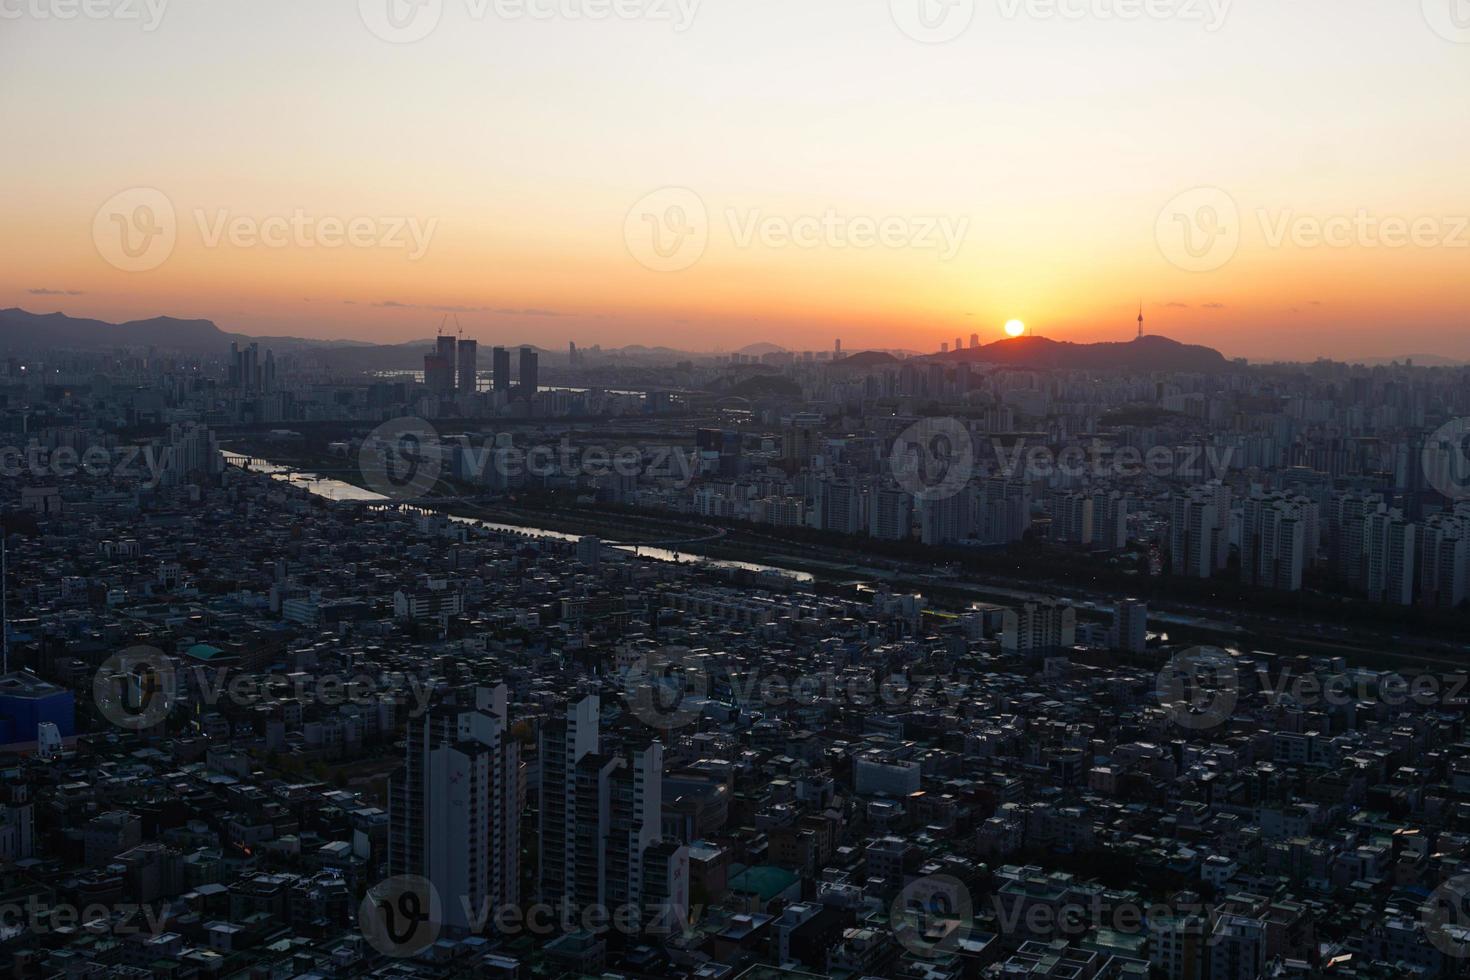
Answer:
[0,317,1468,978]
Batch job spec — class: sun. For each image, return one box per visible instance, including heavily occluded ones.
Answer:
[1004,320,1026,338]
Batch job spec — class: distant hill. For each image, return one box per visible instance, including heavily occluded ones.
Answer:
[933,334,1234,372]
[0,308,237,353]
[735,342,786,356]
[830,350,900,370]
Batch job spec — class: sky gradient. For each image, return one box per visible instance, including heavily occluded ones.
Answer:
[2,0,1468,359]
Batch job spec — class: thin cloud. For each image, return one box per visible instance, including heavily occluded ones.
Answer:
[1202,302,1226,309]
[368,300,563,316]
[28,288,85,296]
[1165,302,1190,309]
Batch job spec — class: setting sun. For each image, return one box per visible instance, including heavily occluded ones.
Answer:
[1005,320,1027,338]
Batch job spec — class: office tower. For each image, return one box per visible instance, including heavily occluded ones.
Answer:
[420,335,457,395]
[423,352,452,394]
[1365,506,1415,605]
[1001,599,1076,656]
[969,333,980,349]
[389,685,522,934]
[834,338,842,359]
[576,535,601,567]
[492,346,511,392]
[1241,491,1309,592]
[456,339,478,394]
[518,346,538,399]
[1113,598,1148,653]
[940,342,949,353]
[436,335,457,375]
[230,342,267,392]
[568,341,578,367]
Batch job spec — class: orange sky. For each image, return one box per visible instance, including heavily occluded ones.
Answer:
[3,0,1468,359]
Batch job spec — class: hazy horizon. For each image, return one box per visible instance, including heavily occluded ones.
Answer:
[4,0,1468,359]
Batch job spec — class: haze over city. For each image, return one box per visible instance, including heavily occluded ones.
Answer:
[3,0,1469,359]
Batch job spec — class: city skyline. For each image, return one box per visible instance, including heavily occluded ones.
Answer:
[3,0,1469,359]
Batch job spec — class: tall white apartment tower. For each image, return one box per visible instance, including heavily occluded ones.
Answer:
[389,684,523,934]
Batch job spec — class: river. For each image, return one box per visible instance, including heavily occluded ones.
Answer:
[222,452,813,583]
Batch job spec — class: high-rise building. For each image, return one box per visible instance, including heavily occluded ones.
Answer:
[1113,598,1148,653]
[1332,491,1382,588]
[1418,513,1469,608]
[422,335,457,394]
[816,480,863,535]
[389,685,522,934]
[1092,489,1129,549]
[869,486,912,541]
[1365,506,1415,605]
[919,490,972,545]
[1241,491,1310,592]
[229,342,272,392]
[519,346,539,399]
[457,339,478,394]
[1002,599,1076,656]
[974,478,1030,545]
[1171,482,1230,578]
[492,346,511,393]
[1048,491,1094,545]
[538,695,686,931]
